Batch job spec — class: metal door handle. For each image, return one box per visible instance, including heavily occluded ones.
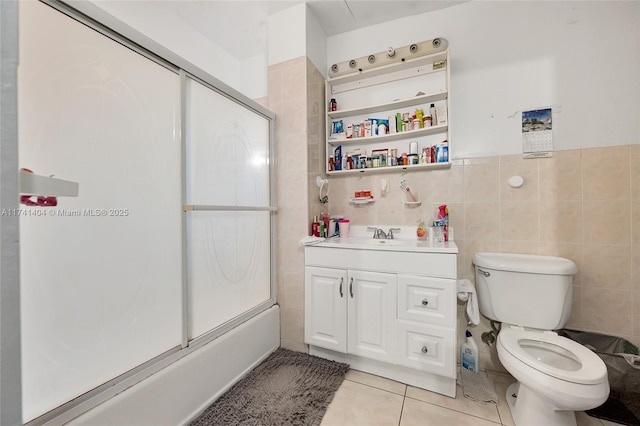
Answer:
[339,277,343,298]
[349,277,354,298]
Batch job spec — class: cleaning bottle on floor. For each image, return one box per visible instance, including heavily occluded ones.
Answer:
[461,330,479,373]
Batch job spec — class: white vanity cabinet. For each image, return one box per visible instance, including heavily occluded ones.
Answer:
[304,239,458,397]
[305,268,395,363]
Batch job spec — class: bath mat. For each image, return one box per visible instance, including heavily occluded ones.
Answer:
[459,368,498,404]
[190,348,349,426]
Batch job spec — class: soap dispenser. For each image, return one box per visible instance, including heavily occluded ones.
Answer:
[416,219,426,241]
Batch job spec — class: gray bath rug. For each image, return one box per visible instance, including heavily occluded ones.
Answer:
[459,367,498,404]
[190,348,349,426]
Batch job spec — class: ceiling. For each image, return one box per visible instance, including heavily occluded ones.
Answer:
[163,1,467,60]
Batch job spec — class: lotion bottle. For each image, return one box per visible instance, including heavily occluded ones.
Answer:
[461,330,479,373]
[430,103,437,126]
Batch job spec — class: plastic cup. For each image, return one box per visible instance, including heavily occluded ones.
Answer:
[338,220,350,239]
[329,220,336,237]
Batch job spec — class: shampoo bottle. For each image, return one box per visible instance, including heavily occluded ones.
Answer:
[461,330,479,373]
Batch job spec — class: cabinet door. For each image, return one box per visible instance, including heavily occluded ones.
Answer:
[304,267,347,352]
[347,270,396,363]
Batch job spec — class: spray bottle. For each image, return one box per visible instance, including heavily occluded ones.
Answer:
[461,330,479,373]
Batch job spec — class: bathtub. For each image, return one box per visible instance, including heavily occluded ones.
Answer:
[65,305,280,425]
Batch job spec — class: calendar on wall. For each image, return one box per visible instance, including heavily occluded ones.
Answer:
[522,107,553,158]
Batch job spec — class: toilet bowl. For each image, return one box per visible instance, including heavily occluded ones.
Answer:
[497,326,609,426]
[472,252,610,426]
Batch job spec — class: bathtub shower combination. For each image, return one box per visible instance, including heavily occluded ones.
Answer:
[18,2,277,424]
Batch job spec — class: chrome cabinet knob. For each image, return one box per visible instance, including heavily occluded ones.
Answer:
[421,299,429,306]
[421,346,428,353]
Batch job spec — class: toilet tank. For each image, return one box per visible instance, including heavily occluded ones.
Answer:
[472,252,577,330]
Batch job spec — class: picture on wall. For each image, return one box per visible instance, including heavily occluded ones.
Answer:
[522,107,553,158]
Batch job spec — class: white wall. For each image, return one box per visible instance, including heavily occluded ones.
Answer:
[306,4,328,78]
[327,1,640,158]
[268,4,307,66]
[78,0,268,99]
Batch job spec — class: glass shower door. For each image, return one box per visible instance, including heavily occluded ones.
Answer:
[185,76,274,340]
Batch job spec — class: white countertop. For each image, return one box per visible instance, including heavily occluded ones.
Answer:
[314,225,458,254]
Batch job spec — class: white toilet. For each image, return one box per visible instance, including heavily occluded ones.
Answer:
[473,252,609,426]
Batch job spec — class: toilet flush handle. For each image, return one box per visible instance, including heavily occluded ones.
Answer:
[477,269,490,277]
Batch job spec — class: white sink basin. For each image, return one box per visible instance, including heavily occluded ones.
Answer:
[318,235,456,254]
[351,238,408,247]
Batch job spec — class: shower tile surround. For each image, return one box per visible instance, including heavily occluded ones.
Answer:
[269,57,326,353]
[269,57,640,372]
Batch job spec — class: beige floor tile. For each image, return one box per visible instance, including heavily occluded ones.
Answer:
[400,397,501,426]
[405,384,501,423]
[321,380,404,426]
[345,369,407,395]
[576,411,605,425]
[489,373,516,426]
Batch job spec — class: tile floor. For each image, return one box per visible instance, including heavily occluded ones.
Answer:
[321,369,623,426]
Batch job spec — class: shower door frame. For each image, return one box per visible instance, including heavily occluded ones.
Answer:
[18,1,277,424]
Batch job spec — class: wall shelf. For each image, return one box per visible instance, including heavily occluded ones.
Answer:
[328,123,448,146]
[20,170,79,197]
[326,43,450,176]
[328,92,448,120]
[404,201,422,207]
[350,197,375,205]
[328,161,450,176]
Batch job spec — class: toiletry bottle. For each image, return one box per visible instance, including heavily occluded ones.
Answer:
[329,98,337,111]
[438,204,449,242]
[461,330,479,373]
[311,216,320,237]
[416,220,426,240]
[436,140,449,163]
[430,103,437,126]
[416,108,424,128]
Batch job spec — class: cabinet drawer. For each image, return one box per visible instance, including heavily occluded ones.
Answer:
[397,275,455,327]
[396,320,455,378]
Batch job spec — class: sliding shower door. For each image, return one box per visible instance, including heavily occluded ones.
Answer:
[185,76,274,340]
[19,2,182,421]
[19,1,275,423]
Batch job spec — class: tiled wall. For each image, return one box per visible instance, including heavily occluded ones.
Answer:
[268,57,325,352]
[328,145,640,371]
[268,56,308,352]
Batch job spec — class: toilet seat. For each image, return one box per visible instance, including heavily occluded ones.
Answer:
[499,327,607,385]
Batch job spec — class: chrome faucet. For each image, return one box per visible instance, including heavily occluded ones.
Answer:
[367,227,401,239]
[386,228,401,239]
[367,227,387,239]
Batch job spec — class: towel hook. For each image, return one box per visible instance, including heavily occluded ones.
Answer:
[317,176,329,204]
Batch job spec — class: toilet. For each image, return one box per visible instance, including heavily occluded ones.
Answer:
[473,252,609,426]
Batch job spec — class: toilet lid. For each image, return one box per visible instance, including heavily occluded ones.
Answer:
[498,328,607,385]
